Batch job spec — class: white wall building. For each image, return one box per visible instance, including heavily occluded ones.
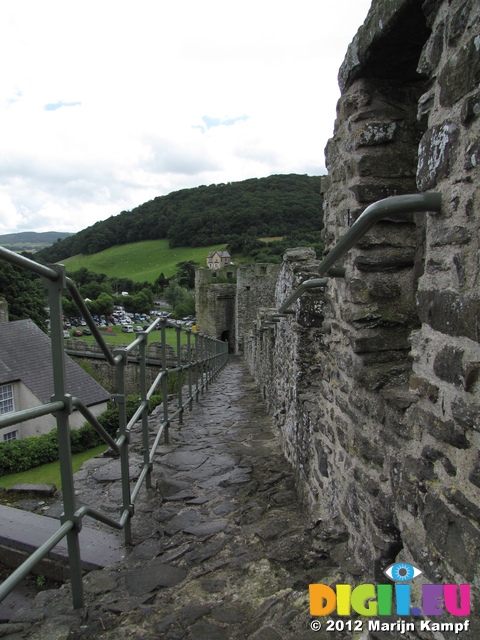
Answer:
[0,319,110,443]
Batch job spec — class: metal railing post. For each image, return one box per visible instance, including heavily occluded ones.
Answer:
[186,330,193,410]
[214,340,219,378]
[205,335,209,389]
[194,331,200,401]
[44,265,84,609]
[113,347,133,544]
[176,326,183,424]
[198,333,205,395]
[160,319,170,443]
[0,246,231,609]
[138,333,152,490]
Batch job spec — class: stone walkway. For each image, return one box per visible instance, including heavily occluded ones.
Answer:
[1,357,348,640]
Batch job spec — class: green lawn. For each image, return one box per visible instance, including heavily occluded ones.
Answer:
[62,239,229,283]
[0,444,108,490]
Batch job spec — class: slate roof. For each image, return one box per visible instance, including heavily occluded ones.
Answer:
[207,251,231,259]
[0,319,110,407]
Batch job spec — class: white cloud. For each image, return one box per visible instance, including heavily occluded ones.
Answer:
[0,0,372,235]
[0,191,26,232]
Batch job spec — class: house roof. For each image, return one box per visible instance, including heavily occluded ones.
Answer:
[0,319,110,407]
[207,251,231,259]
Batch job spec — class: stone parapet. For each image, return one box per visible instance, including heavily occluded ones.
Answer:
[243,1,480,632]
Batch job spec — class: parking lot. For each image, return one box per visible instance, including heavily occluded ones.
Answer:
[59,308,192,349]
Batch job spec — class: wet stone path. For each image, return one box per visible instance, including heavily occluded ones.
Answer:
[2,357,347,640]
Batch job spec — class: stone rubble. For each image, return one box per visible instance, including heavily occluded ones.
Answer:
[0,357,354,640]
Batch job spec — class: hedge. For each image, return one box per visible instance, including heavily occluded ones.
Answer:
[0,393,163,477]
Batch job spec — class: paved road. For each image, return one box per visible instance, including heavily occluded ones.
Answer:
[1,357,346,640]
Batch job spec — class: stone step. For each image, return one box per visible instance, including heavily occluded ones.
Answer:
[0,504,125,571]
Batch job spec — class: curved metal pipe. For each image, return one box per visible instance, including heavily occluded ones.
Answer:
[278,278,329,314]
[317,193,442,276]
[0,246,59,281]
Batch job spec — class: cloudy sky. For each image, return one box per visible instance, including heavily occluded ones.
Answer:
[0,0,372,235]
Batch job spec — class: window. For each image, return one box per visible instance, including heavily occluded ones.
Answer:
[0,384,14,415]
[3,430,17,443]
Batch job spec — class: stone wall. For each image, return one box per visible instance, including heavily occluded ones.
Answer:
[243,0,480,629]
[195,267,238,353]
[235,263,281,354]
[67,340,177,395]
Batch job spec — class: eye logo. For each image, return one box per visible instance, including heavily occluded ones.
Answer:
[384,562,422,582]
[310,562,470,618]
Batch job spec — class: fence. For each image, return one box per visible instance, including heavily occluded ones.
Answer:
[0,248,228,608]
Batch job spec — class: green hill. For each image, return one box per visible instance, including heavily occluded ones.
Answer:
[0,231,71,252]
[62,240,228,283]
[38,174,324,263]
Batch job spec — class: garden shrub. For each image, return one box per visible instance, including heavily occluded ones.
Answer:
[0,393,164,477]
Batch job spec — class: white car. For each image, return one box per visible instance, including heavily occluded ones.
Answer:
[121,325,134,333]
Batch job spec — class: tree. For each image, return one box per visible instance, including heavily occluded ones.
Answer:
[37,174,324,262]
[132,292,149,314]
[81,282,105,300]
[140,287,155,309]
[164,280,181,308]
[123,292,150,314]
[175,261,199,289]
[95,292,114,317]
[0,260,48,331]
[164,280,195,318]
[175,296,195,318]
[62,295,78,319]
[155,272,168,293]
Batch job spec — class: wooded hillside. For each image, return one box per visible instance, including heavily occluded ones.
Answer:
[0,231,71,252]
[38,174,324,262]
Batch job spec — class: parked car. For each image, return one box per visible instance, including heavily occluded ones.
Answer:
[134,325,143,332]
[82,328,92,336]
[122,325,134,333]
[63,330,70,338]
[73,330,83,337]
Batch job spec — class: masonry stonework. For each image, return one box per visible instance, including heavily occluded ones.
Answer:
[235,263,281,354]
[195,267,238,353]
[239,0,480,634]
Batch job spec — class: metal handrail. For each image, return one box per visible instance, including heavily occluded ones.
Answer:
[268,193,442,324]
[277,278,329,314]
[317,192,442,276]
[0,247,228,609]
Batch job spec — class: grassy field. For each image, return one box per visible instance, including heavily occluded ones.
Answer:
[0,444,108,489]
[62,239,229,283]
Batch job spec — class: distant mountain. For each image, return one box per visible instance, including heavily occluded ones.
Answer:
[0,231,72,252]
[37,174,325,263]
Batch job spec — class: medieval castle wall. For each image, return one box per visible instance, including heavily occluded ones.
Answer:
[237,0,480,628]
[235,263,281,354]
[195,266,238,353]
